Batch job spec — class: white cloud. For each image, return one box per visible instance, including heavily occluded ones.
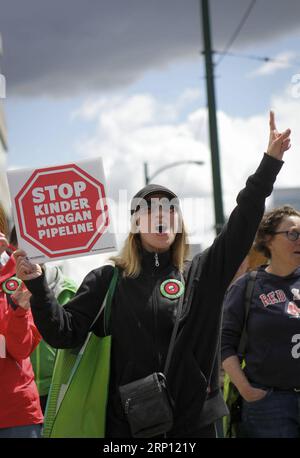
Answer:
[249,51,297,77]
[72,88,300,249]
[73,91,209,194]
[175,88,201,111]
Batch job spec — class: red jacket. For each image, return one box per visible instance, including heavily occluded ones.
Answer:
[0,255,43,429]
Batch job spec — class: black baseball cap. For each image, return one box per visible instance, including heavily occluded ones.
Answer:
[130,184,180,215]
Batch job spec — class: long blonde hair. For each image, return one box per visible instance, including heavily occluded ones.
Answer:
[0,201,8,236]
[111,220,189,277]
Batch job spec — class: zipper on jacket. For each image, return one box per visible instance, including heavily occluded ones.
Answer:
[153,284,162,369]
[152,253,161,368]
[125,398,131,414]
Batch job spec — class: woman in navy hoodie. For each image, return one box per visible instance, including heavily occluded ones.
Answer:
[222,205,300,437]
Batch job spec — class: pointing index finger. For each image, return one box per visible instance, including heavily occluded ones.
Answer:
[269,110,276,131]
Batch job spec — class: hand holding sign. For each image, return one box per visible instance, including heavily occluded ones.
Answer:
[11,282,32,310]
[7,158,116,263]
[14,249,42,281]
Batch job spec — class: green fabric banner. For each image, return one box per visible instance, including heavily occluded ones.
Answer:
[44,333,111,438]
[43,266,118,438]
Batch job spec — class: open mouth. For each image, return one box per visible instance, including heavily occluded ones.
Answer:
[155,223,168,234]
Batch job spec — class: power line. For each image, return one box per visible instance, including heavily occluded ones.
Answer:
[215,0,257,67]
[214,50,300,69]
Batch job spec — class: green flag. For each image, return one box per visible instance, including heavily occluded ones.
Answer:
[43,267,118,438]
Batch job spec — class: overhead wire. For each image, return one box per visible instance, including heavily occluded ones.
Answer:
[209,0,300,71]
[214,49,300,68]
[214,0,257,67]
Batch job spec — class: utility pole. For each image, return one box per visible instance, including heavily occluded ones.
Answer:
[200,0,224,234]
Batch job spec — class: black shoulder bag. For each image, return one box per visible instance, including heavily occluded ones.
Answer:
[119,274,185,438]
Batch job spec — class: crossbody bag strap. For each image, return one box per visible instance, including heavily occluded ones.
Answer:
[54,266,119,415]
[68,267,118,378]
[88,266,119,336]
[237,270,258,357]
[104,267,119,336]
[164,272,185,376]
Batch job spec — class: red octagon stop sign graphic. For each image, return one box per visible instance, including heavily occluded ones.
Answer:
[15,164,109,258]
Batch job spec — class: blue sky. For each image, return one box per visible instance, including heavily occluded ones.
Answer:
[5,28,300,169]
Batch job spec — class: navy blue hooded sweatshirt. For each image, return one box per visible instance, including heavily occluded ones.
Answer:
[222,266,300,389]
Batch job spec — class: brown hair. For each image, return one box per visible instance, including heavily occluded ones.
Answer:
[254,205,300,259]
[247,247,268,270]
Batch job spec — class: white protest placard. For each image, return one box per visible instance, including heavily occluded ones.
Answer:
[7,158,117,263]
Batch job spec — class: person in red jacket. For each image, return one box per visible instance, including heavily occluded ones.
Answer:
[0,230,43,438]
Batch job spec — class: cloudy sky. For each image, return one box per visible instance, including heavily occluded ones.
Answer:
[1,0,300,274]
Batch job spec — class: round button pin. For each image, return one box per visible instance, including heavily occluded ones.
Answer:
[2,277,22,294]
[160,279,185,299]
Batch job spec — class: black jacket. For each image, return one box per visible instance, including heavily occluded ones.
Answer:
[25,154,283,437]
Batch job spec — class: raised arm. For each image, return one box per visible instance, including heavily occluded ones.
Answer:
[267,110,291,160]
[203,111,291,293]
